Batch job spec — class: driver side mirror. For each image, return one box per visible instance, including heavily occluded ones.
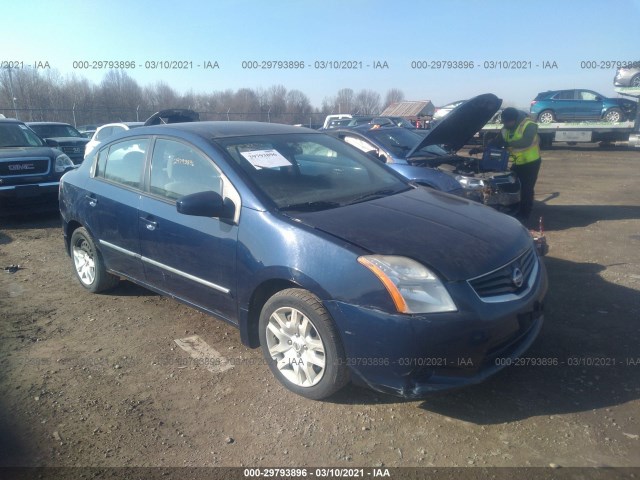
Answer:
[176,190,235,220]
[45,138,59,147]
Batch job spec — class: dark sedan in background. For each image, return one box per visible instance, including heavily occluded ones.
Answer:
[327,94,521,214]
[0,118,75,214]
[59,121,546,400]
[27,122,90,164]
[530,89,637,123]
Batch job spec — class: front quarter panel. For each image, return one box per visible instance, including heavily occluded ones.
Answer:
[236,206,397,312]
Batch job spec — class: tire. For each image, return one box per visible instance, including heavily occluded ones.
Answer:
[258,288,349,400]
[603,108,623,123]
[631,74,640,88]
[537,110,555,123]
[70,227,119,293]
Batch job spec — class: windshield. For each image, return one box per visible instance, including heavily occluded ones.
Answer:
[216,133,409,211]
[0,123,46,147]
[29,124,83,138]
[366,128,448,158]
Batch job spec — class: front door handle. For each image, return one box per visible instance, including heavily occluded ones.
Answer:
[85,194,97,207]
[140,216,158,231]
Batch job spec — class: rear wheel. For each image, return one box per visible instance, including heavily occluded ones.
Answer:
[603,108,623,123]
[259,288,349,400]
[537,110,555,123]
[70,227,119,293]
[631,74,640,87]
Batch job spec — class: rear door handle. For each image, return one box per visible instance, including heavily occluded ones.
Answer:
[85,194,97,207]
[140,216,158,231]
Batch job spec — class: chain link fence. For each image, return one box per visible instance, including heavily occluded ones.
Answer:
[0,107,328,128]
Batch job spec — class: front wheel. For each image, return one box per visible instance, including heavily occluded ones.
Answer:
[631,74,640,87]
[259,288,349,400]
[603,108,623,122]
[70,227,119,293]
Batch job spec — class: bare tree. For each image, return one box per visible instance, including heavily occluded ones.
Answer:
[384,88,405,109]
[354,89,381,115]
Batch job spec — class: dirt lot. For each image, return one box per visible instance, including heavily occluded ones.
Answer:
[1,145,639,470]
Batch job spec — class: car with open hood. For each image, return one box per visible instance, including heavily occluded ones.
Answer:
[1,118,76,214]
[327,93,521,214]
[59,121,547,400]
[27,122,90,165]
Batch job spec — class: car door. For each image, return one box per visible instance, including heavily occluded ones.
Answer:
[576,90,603,120]
[89,137,149,281]
[138,137,240,322]
[551,90,576,121]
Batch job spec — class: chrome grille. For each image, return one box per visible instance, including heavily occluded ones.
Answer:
[468,248,537,301]
[61,145,84,155]
[0,157,50,177]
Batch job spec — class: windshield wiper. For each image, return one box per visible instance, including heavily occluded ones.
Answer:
[279,200,342,212]
[347,188,407,205]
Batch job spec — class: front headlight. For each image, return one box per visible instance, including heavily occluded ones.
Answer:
[358,255,457,314]
[455,175,485,190]
[55,154,75,173]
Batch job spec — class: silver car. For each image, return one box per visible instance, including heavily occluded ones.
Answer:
[614,67,640,87]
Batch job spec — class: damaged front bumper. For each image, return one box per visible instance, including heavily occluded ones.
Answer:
[323,259,548,399]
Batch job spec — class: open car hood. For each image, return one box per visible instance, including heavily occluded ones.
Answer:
[144,109,200,126]
[407,93,502,157]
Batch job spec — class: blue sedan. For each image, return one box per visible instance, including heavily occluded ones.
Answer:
[60,121,547,400]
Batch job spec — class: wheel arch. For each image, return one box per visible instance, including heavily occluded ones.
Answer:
[239,271,332,348]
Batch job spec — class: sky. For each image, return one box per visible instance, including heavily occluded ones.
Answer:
[5,0,640,109]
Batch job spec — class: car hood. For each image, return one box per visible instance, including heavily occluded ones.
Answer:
[46,137,89,144]
[0,146,58,159]
[290,188,532,281]
[407,93,502,156]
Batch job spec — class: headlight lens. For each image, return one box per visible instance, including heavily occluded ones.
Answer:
[55,154,75,173]
[455,175,485,190]
[358,255,457,314]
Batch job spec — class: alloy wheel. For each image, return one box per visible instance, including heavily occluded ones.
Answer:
[265,306,326,387]
[73,239,96,286]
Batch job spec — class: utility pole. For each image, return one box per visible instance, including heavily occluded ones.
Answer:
[6,67,19,119]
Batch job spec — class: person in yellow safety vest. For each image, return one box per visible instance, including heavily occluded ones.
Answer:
[470,107,542,224]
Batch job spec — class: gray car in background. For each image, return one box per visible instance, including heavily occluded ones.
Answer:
[614,66,640,87]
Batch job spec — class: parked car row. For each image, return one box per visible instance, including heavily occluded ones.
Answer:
[0,118,76,214]
[326,94,521,214]
[1,110,200,215]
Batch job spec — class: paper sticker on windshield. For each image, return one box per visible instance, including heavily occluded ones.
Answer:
[240,149,292,169]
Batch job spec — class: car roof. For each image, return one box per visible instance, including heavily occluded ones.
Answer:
[26,121,75,126]
[97,122,145,129]
[0,118,25,124]
[331,124,405,134]
[132,121,320,139]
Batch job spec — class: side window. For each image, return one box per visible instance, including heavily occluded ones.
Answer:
[554,91,574,100]
[102,138,148,189]
[149,139,222,201]
[579,91,598,101]
[343,135,378,155]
